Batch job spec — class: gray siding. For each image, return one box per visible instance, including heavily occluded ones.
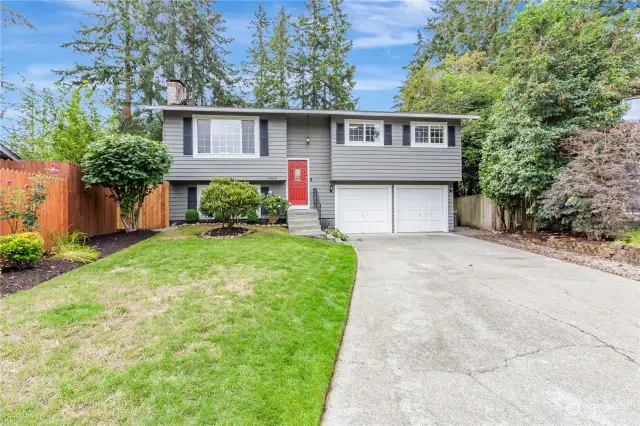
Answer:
[169,181,286,222]
[286,116,334,221]
[163,110,287,181]
[330,117,462,181]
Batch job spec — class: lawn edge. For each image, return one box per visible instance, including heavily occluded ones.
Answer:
[319,244,360,425]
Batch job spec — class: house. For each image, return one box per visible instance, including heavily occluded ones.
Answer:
[0,142,20,161]
[622,97,640,122]
[148,80,478,234]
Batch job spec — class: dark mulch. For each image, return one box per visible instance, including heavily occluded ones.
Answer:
[0,230,156,298]
[200,227,251,239]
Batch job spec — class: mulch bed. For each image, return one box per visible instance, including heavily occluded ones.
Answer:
[456,227,640,282]
[0,230,156,298]
[200,227,253,239]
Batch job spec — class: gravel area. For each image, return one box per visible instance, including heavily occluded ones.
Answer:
[456,226,640,281]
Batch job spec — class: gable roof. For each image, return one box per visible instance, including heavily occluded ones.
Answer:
[146,105,480,121]
[0,142,20,160]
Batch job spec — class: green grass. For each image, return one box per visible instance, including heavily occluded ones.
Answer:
[615,228,640,248]
[0,225,357,425]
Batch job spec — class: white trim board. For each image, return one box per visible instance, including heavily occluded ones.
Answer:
[192,114,260,159]
[286,158,310,210]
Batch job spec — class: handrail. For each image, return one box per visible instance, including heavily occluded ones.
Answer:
[312,187,321,219]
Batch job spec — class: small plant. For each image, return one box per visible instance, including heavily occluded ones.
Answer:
[50,231,100,264]
[0,232,44,269]
[247,211,260,224]
[326,227,348,241]
[261,193,290,224]
[615,228,640,248]
[199,178,262,228]
[185,208,199,223]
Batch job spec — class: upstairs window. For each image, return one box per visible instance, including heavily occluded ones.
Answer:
[345,120,383,146]
[194,116,259,157]
[410,122,447,147]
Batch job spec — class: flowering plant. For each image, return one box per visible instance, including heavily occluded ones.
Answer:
[0,163,59,232]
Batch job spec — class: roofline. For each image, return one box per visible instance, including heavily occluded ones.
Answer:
[0,143,20,160]
[145,105,480,120]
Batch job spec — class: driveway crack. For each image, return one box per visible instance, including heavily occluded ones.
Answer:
[476,279,639,367]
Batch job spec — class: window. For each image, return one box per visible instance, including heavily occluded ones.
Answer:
[194,116,259,157]
[345,120,383,145]
[410,122,447,147]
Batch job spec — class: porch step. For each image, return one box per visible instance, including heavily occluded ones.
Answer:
[288,209,323,236]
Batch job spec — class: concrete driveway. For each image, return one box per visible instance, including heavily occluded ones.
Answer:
[323,234,639,426]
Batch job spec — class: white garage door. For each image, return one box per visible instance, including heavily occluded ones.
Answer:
[336,185,392,234]
[395,185,448,233]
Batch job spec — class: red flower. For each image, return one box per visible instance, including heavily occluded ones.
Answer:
[50,162,56,168]
[24,184,29,189]
[27,196,33,201]
[6,179,12,185]
[49,168,58,175]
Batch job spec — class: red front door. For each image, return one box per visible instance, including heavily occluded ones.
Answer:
[288,160,308,206]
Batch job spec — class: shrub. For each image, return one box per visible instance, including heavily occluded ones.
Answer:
[542,124,640,239]
[247,211,260,224]
[0,232,44,269]
[615,229,640,248]
[261,193,290,224]
[185,209,199,223]
[199,178,262,228]
[50,231,100,264]
[82,134,172,232]
[326,227,348,241]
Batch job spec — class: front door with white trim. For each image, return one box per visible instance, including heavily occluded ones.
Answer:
[288,159,309,208]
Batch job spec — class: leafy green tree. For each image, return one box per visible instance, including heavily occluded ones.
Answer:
[243,5,272,107]
[480,0,640,228]
[397,52,505,195]
[82,134,172,232]
[199,178,262,228]
[2,82,105,162]
[1,5,34,29]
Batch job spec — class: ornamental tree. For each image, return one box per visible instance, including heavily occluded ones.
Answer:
[199,178,261,228]
[82,134,172,232]
[541,123,640,239]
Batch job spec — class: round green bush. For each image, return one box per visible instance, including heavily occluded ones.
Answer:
[199,178,261,228]
[247,211,260,224]
[185,209,199,223]
[0,232,44,269]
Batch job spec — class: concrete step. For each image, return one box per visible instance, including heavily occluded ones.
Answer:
[288,209,319,217]
[287,218,322,226]
[289,226,323,234]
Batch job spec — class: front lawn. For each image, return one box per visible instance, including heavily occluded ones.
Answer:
[0,225,357,425]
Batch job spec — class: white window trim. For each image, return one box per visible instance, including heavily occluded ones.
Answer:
[197,183,262,219]
[193,114,260,158]
[410,121,448,148]
[344,119,384,146]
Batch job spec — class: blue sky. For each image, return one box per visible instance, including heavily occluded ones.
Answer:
[1,0,433,120]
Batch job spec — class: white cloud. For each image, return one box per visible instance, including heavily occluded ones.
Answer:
[354,78,402,91]
[353,32,417,48]
[346,0,432,49]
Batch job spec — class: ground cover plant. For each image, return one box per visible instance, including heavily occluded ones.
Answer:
[0,225,357,424]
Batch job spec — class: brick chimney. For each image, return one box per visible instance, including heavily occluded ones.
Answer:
[167,79,186,105]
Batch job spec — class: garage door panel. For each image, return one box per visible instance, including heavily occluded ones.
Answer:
[396,186,447,233]
[337,186,391,234]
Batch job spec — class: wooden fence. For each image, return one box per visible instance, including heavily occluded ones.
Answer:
[455,194,536,232]
[0,160,169,247]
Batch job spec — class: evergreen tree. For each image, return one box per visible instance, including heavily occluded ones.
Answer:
[416,0,522,66]
[325,0,356,109]
[243,5,272,107]
[159,0,240,106]
[290,12,311,108]
[264,7,291,108]
[56,0,153,131]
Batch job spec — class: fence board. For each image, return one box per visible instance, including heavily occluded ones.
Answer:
[0,161,169,247]
[455,194,536,232]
